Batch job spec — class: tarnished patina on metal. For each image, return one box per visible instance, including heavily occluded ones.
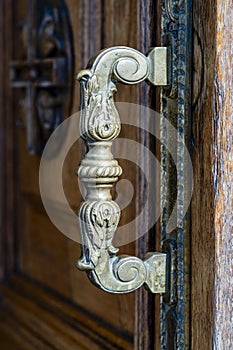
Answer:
[76,46,168,294]
[161,0,192,349]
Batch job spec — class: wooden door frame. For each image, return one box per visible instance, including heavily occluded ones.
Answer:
[192,0,233,348]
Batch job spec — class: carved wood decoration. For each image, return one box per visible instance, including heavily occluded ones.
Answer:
[10,0,73,155]
[161,0,192,349]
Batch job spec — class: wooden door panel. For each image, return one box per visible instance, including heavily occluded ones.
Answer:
[18,195,71,297]
[1,0,159,349]
[1,277,133,349]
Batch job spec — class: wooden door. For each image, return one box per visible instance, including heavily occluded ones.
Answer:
[0,1,162,349]
[1,0,232,349]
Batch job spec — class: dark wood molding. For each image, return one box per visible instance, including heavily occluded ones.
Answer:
[0,273,132,350]
[134,1,161,349]
[0,0,5,280]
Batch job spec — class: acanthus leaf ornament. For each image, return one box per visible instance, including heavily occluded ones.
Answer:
[77,200,120,271]
[76,46,168,294]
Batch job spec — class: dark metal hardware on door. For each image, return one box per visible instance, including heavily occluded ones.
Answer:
[76,46,171,294]
[10,0,73,155]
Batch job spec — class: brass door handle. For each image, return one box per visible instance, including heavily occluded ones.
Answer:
[76,46,168,294]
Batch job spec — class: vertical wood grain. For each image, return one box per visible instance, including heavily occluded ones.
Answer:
[192,0,233,348]
[213,1,233,348]
[192,1,216,347]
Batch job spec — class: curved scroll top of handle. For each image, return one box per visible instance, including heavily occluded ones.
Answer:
[77,46,149,85]
[76,46,167,294]
[77,46,168,88]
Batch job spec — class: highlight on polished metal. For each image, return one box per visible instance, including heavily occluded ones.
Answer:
[76,46,168,294]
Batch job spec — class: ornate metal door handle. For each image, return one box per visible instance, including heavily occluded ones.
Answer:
[76,46,168,294]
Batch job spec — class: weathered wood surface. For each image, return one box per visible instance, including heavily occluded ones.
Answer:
[213,1,233,349]
[192,0,233,348]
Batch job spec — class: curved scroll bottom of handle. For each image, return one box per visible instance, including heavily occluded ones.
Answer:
[76,46,167,294]
[87,252,167,294]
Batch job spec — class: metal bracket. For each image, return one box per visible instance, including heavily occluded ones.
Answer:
[147,47,169,86]
[76,46,169,294]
